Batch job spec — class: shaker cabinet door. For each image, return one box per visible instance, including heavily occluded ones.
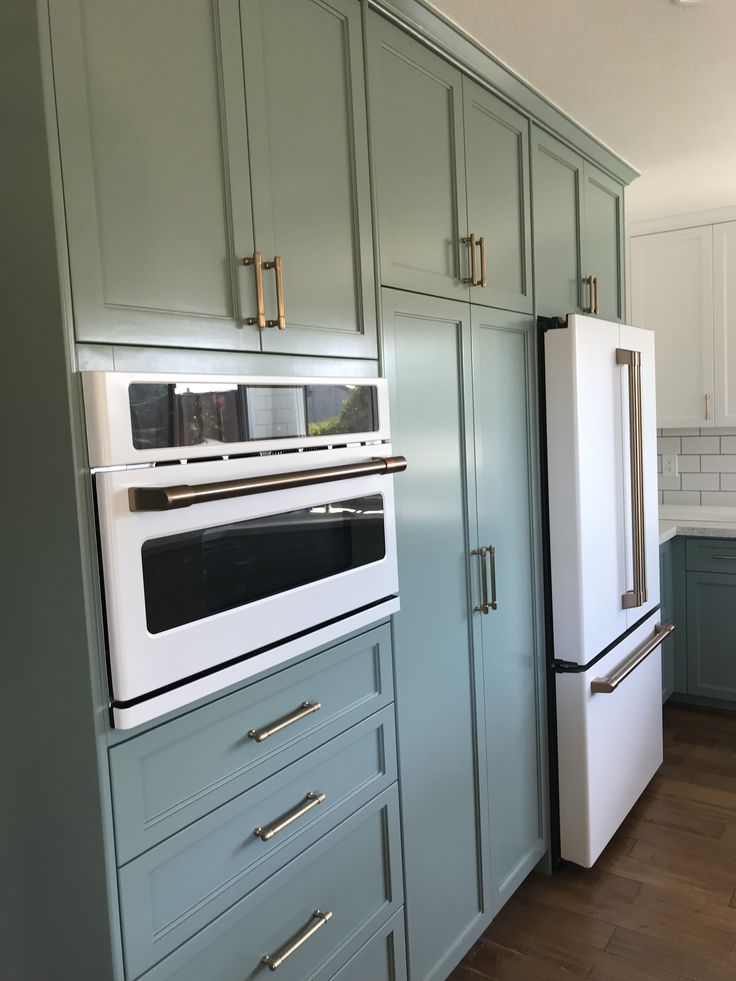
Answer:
[582,162,624,323]
[368,17,469,301]
[50,0,260,350]
[241,0,377,358]
[463,80,533,314]
[686,570,736,703]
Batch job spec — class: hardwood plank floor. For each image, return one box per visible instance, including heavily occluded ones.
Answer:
[448,703,736,981]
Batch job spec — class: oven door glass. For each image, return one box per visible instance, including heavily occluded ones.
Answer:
[141,495,386,634]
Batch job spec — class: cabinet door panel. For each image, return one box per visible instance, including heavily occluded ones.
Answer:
[383,289,488,981]
[630,226,714,429]
[687,571,736,702]
[660,543,675,702]
[471,309,546,912]
[583,163,624,322]
[368,18,468,300]
[531,128,582,318]
[714,221,736,426]
[463,80,532,313]
[243,0,376,357]
[50,0,259,350]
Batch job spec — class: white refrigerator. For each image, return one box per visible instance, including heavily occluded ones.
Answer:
[544,313,672,868]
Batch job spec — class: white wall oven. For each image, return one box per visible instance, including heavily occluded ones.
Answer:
[83,372,405,729]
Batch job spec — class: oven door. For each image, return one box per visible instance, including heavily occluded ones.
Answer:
[95,447,398,711]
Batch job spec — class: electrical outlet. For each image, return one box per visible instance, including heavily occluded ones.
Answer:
[663,453,677,476]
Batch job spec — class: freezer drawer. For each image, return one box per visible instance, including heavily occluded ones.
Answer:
[556,612,667,867]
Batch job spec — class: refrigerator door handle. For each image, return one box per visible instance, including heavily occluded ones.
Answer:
[617,347,647,610]
[591,622,674,694]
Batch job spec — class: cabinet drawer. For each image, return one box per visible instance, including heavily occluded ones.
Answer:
[110,624,393,863]
[686,538,736,573]
[138,787,402,981]
[329,909,407,981]
[119,709,397,978]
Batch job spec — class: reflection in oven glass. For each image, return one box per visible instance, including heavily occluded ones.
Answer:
[141,495,386,634]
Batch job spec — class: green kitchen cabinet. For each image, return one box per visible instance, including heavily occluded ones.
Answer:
[686,570,736,703]
[368,17,532,313]
[660,540,675,702]
[49,0,377,358]
[532,126,624,321]
[383,289,547,981]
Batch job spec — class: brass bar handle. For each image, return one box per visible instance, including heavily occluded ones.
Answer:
[129,455,408,512]
[488,545,498,611]
[462,233,478,285]
[254,792,326,842]
[617,348,647,610]
[264,256,286,329]
[583,275,594,314]
[242,251,266,329]
[710,554,736,561]
[478,236,487,288]
[593,275,600,315]
[248,701,321,744]
[472,546,489,613]
[591,622,674,694]
[705,393,712,420]
[262,910,333,971]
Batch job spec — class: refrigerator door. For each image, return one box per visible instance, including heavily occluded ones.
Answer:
[556,610,664,867]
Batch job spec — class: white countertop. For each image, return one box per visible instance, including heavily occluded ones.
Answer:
[659,505,736,545]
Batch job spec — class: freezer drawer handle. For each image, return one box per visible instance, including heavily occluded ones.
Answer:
[590,622,674,694]
[617,347,647,610]
[262,910,333,971]
[128,455,408,511]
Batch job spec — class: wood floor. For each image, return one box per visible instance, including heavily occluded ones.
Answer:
[449,703,736,981]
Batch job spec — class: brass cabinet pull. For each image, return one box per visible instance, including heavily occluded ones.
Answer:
[264,255,286,329]
[591,275,600,315]
[488,544,498,611]
[472,545,489,614]
[248,701,321,743]
[583,275,594,314]
[591,622,674,694]
[262,910,333,971]
[710,554,736,561]
[478,235,487,288]
[705,393,712,420]
[254,792,326,842]
[462,233,478,285]
[242,251,266,328]
[617,348,647,610]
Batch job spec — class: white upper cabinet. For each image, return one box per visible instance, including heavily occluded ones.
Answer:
[714,222,736,427]
[629,225,714,429]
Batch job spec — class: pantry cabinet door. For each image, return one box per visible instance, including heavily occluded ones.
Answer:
[463,79,533,314]
[714,221,736,426]
[242,0,377,358]
[368,16,469,301]
[582,162,624,322]
[50,0,260,350]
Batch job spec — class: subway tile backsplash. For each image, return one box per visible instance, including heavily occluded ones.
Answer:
[657,428,736,505]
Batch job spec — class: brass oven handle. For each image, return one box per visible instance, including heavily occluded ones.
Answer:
[472,545,489,614]
[264,255,286,329]
[128,455,408,511]
[591,622,674,694]
[478,235,487,288]
[242,251,266,328]
[488,544,497,611]
[248,701,321,743]
[462,233,478,285]
[617,347,647,610]
[254,792,326,842]
[262,910,333,971]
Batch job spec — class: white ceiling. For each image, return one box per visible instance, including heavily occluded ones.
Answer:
[426,0,736,223]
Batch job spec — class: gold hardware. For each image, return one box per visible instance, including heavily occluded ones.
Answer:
[592,275,600,315]
[128,455,408,511]
[710,554,736,561]
[254,792,326,842]
[583,275,594,314]
[591,622,674,694]
[488,544,498,611]
[462,234,478,285]
[705,393,712,420]
[262,910,333,971]
[478,236,487,288]
[616,348,647,610]
[264,255,286,329]
[247,701,321,744]
[242,252,266,328]
[472,546,489,613]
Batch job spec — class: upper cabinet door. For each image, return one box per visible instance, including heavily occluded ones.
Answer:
[463,81,533,314]
[241,0,377,358]
[630,226,714,429]
[714,221,736,427]
[367,16,468,301]
[531,128,583,319]
[50,0,259,351]
[582,162,624,323]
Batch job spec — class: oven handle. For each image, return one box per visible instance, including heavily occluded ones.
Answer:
[128,455,408,512]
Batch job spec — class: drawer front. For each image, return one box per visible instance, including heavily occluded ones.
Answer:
[138,787,403,981]
[119,709,397,978]
[686,538,736,573]
[328,909,407,981]
[110,624,393,863]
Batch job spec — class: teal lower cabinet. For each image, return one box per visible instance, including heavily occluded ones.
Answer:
[383,289,547,981]
[660,540,675,701]
[686,566,736,703]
